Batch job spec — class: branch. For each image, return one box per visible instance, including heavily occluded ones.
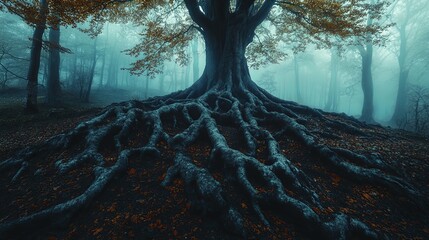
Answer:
[237,0,255,13]
[184,0,211,30]
[248,0,276,31]
[0,45,29,62]
[0,62,27,80]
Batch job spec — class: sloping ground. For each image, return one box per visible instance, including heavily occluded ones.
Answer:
[0,106,101,159]
[0,107,428,240]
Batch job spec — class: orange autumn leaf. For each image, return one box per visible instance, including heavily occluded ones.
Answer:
[127,168,137,175]
[130,214,140,224]
[330,173,341,186]
[92,227,103,236]
[107,203,117,212]
[362,193,372,200]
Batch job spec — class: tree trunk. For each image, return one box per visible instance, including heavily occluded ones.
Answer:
[192,37,199,82]
[325,49,339,112]
[26,0,48,113]
[186,25,254,98]
[107,53,118,88]
[46,25,61,105]
[70,53,77,89]
[294,54,302,103]
[83,39,97,103]
[359,45,374,123]
[144,74,149,99]
[99,25,108,88]
[391,24,409,124]
[159,65,165,93]
[1,72,7,89]
[185,49,191,87]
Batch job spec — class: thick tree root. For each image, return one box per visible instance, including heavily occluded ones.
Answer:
[0,86,426,239]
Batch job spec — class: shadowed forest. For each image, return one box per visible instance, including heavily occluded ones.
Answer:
[0,0,428,239]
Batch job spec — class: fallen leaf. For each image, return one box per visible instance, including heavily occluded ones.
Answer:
[92,227,103,236]
[128,168,137,175]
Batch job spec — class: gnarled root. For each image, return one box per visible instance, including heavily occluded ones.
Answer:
[0,86,426,239]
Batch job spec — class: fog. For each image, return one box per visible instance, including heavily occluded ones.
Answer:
[1,0,428,133]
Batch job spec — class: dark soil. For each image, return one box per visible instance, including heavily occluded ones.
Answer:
[0,93,428,239]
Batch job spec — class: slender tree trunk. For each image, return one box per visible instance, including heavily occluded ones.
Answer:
[83,39,97,103]
[2,72,7,89]
[99,25,108,88]
[159,65,165,93]
[70,53,77,90]
[144,74,149,99]
[325,49,339,111]
[391,24,409,124]
[294,54,302,103]
[107,55,118,88]
[359,44,374,123]
[185,51,191,87]
[46,25,61,105]
[26,0,48,113]
[42,58,47,87]
[107,33,118,88]
[192,37,199,82]
[173,64,177,91]
[99,50,106,88]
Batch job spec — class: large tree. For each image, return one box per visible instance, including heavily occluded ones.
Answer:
[0,0,426,239]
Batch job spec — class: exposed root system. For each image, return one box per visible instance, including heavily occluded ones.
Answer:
[0,85,427,239]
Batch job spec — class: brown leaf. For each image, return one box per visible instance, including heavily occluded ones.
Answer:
[92,227,103,236]
[128,168,137,175]
[362,193,371,200]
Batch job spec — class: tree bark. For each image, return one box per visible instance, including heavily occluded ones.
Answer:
[187,25,253,97]
[159,64,165,93]
[182,0,274,97]
[144,74,149,99]
[192,38,199,83]
[359,44,374,123]
[325,49,339,112]
[107,53,118,88]
[391,24,409,124]
[26,0,48,113]
[294,54,302,103]
[46,25,61,105]
[99,24,109,88]
[83,39,97,103]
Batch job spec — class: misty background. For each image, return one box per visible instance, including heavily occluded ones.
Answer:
[1,0,428,133]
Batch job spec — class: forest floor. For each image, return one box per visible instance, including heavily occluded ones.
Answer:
[0,90,428,239]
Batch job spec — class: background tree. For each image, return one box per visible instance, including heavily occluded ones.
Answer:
[356,0,381,123]
[390,0,429,124]
[46,23,61,105]
[0,13,30,89]
[191,37,200,82]
[325,48,339,112]
[25,0,48,112]
[0,0,131,111]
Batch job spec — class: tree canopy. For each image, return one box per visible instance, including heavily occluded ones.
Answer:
[1,0,389,76]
